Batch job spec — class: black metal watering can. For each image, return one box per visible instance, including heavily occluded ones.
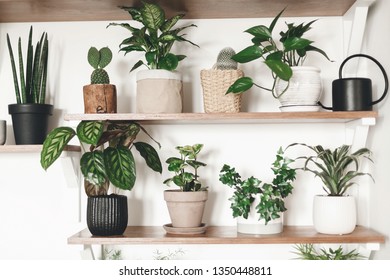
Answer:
[319,54,388,111]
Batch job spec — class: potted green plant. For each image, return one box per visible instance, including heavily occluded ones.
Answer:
[107,2,199,113]
[226,9,332,112]
[292,244,366,260]
[163,144,208,234]
[289,143,373,235]
[83,46,117,114]
[219,147,296,234]
[40,120,162,236]
[6,26,53,144]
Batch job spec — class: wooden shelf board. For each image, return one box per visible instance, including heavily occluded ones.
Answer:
[0,144,80,153]
[64,111,378,124]
[68,226,386,245]
[0,0,356,23]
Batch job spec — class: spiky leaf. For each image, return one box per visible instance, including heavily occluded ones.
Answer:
[76,121,104,145]
[80,151,107,187]
[134,142,162,173]
[40,127,76,170]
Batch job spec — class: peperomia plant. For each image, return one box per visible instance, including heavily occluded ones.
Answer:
[219,147,296,224]
[163,144,207,192]
[107,2,199,72]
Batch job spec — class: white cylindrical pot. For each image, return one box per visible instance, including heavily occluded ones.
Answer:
[313,195,357,235]
[136,69,183,113]
[237,196,283,235]
[276,66,322,111]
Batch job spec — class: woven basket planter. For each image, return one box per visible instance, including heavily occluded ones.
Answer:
[200,69,244,113]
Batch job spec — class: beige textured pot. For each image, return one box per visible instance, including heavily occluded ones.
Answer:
[136,69,183,113]
[83,84,117,113]
[164,190,208,228]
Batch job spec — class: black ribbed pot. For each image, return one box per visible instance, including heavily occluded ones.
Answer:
[8,103,53,144]
[87,194,128,236]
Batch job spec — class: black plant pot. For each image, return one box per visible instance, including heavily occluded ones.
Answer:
[87,194,128,236]
[8,103,53,145]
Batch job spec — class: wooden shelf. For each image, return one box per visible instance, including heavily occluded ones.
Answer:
[64,111,378,124]
[0,144,80,153]
[68,226,386,245]
[0,0,356,23]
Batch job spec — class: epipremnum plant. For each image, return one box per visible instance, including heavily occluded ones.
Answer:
[163,144,207,192]
[226,9,331,98]
[7,26,49,104]
[289,143,373,196]
[88,46,112,84]
[40,121,162,196]
[219,147,296,224]
[107,1,199,72]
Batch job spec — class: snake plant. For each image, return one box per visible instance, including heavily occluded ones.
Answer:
[6,26,49,104]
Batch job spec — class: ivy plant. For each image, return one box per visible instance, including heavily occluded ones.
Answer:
[219,147,296,224]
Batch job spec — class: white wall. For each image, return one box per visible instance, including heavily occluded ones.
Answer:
[0,4,387,259]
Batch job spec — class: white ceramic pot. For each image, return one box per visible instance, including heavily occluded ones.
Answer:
[237,196,283,235]
[275,66,322,111]
[136,69,183,113]
[313,195,357,235]
[0,120,6,145]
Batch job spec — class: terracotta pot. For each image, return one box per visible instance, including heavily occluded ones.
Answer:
[164,190,208,228]
[83,84,117,113]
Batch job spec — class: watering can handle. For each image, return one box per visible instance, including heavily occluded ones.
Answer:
[339,53,389,106]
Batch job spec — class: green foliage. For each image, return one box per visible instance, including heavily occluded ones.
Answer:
[87,46,112,84]
[292,244,366,260]
[289,143,373,196]
[164,144,207,192]
[41,121,162,196]
[219,147,296,224]
[226,8,331,98]
[107,2,199,72]
[6,26,49,104]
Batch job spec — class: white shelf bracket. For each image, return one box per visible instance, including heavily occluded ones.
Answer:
[60,150,82,189]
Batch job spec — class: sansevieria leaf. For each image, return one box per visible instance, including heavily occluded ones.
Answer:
[40,127,76,170]
[76,121,104,145]
[134,141,162,173]
[80,151,107,187]
[104,146,136,191]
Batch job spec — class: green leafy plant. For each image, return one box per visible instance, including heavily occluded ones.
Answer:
[107,1,199,72]
[292,244,366,260]
[219,147,296,224]
[288,143,373,196]
[163,144,207,192]
[40,121,162,196]
[88,46,112,84]
[226,9,331,98]
[6,26,49,104]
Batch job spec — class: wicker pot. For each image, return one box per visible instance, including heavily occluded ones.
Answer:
[83,84,117,113]
[200,69,243,113]
[87,194,128,236]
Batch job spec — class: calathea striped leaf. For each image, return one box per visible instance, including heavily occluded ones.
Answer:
[76,121,104,145]
[134,141,162,173]
[80,151,107,187]
[40,127,76,170]
[104,146,136,191]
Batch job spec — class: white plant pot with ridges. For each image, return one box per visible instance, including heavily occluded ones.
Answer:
[237,196,283,235]
[313,195,357,235]
[136,69,183,113]
[276,66,322,111]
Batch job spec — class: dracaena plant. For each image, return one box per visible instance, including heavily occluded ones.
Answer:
[227,8,331,98]
[40,121,162,196]
[163,144,207,192]
[107,2,199,72]
[288,143,373,196]
[219,147,296,224]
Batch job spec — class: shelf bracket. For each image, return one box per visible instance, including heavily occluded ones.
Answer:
[60,150,81,189]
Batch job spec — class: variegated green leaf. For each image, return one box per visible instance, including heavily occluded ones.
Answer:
[80,151,107,187]
[76,121,104,145]
[134,141,162,173]
[40,127,76,170]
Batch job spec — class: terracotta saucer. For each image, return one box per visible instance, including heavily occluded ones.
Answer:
[163,223,207,235]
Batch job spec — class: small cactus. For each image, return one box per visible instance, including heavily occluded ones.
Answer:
[88,46,112,84]
[215,47,237,70]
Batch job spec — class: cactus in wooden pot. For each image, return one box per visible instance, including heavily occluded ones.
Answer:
[88,46,112,84]
[215,47,237,70]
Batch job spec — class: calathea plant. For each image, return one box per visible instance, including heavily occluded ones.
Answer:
[219,147,296,224]
[40,121,162,196]
[107,1,199,72]
[226,9,331,98]
[164,144,207,192]
[88,46,112,84]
